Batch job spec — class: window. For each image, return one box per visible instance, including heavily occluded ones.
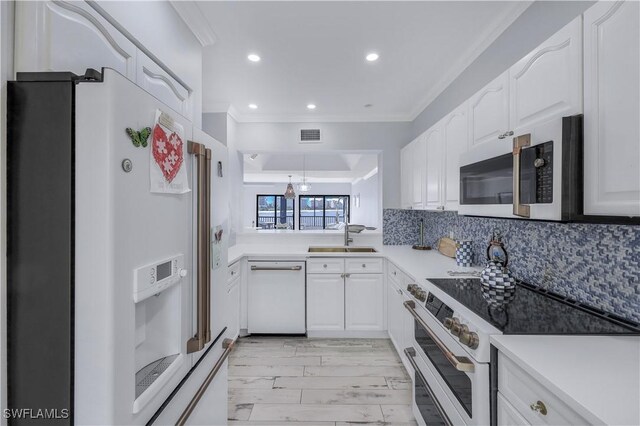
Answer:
[299,195,350,230]
[256,195,295,229]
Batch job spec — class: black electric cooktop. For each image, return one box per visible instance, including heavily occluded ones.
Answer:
[426,278,640,335]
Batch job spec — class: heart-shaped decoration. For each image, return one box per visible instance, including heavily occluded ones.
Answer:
[152,124,184,183]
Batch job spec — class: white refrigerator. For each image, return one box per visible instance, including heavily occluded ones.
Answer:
[7,68,232,425]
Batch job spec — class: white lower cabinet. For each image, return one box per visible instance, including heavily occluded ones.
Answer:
[306,258,384,333]
[498,392,530,426]
[386,278,404,350]
[498,352,590,425]
[307,273,345,331]
[345,274,384,330]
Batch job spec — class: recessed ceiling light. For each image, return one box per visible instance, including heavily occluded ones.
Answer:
[366,53,379,62]
[307,104,316,110]
[247,54,261,62]
[248,103,258,109]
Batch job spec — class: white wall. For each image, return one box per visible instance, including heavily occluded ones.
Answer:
[243,182,352,230]
[350,170,380,228]
[92,0,203,127]
[233,121,412,209]
[226,115,243,246]
[0,1,13,420]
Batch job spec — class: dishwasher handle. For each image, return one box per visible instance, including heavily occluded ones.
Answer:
[250,265,303,271]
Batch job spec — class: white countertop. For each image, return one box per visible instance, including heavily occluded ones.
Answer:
[228,243,479,279]
[491,334,640,426]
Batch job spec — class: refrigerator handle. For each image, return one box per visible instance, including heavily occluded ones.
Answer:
[204,148,212,344]
[187,141,212,353]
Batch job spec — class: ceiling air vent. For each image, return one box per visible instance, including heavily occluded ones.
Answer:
[299,128,321,143]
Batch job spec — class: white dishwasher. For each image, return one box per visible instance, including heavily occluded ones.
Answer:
[247,260,306,334]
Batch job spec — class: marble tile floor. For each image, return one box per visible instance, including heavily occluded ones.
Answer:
[228,336,416,426]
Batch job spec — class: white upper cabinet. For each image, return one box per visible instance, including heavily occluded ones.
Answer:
[15,1,136,80]
[412,138,427,209]
[136,52,192,119]
[14,0,193,121]
[468,71,510,148]
[509,16,583,132]
[424,123,444,210]
[443,103,469,210]
[400,136,427,210]
[583,0,640,217]
[400,142,414,209]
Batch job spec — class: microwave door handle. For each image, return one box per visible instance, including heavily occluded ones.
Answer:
[187,141,208,354]
[513,134,531,218]
[204,148,212,344]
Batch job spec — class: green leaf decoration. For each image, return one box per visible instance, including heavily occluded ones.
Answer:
[126,127,152,148]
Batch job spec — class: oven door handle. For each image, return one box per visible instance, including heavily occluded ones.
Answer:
[403,300,475,373]
[404,347,453,426]
[512,133,531,218]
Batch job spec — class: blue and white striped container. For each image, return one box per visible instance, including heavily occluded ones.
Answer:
[455,240,473,267]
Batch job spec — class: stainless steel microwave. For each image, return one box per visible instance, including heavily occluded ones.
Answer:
[458,115,582,221]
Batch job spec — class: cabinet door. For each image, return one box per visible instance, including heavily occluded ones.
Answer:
[136,52,192,119]
[583,0,640,216]
[468,71,510,148]
[307,274,344,330]
[443,104,469,210]
[345,274,384,330]
[227,279,240,338]
[424,124,444,210]
[412,138,427,209]
[14,0,136,80]
[497,393,530,426]
[509,16,582,131]
[386,280,403,351]
[400,143,414,209]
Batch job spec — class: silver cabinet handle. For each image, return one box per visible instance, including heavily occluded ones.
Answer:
[362,264,366,268]
[404,347,453,426]
[323,264,328,268]
[404,301,475,372]
[177,338,235,425]
[251,265,302,271]
[504,130,514,137]
[396,289,402,295]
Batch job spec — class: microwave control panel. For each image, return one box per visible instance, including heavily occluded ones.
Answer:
[133,254,186,303]
[521,141,553,204]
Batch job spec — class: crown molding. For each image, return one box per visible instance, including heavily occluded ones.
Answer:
[170,1,217,47]
[201,110,411,123]
[407,1,532,121]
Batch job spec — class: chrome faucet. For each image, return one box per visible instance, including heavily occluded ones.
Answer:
[344,224,377,246]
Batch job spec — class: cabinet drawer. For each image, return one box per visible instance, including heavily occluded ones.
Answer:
[307,258,344,274]
[345,258,383,274]
[498,353,590,425]
[228,261,241,283]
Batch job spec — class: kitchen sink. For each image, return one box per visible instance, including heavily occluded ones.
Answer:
[308,246,377,253]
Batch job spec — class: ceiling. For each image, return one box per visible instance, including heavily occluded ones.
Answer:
[197,1,529,122]
[243,152,379,183]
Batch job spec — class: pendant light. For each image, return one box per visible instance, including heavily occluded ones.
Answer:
[297,154,311,193]
[284,175,296,199]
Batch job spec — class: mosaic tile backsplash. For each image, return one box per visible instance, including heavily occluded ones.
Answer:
[383,209,640,323]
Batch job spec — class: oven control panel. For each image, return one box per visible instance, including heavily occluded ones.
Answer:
[133,254,186,303]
